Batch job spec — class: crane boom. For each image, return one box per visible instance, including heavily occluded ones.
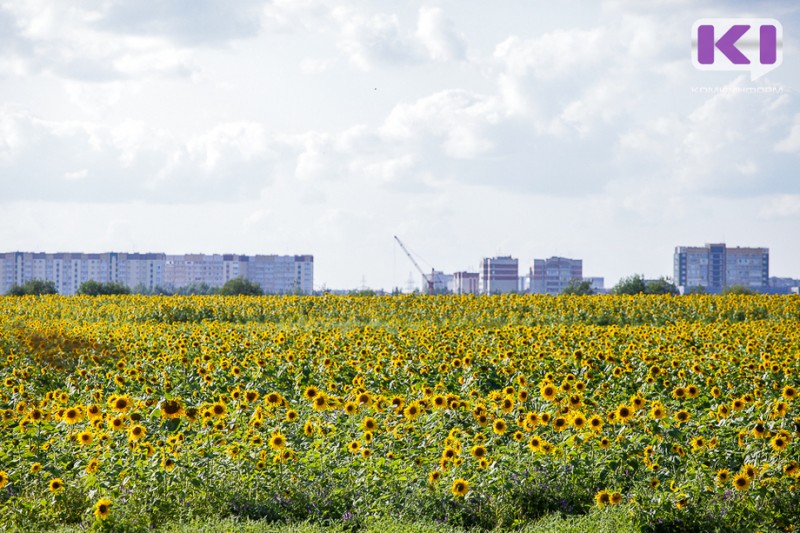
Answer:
[394,235,434,294]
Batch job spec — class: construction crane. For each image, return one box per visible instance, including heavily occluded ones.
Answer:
[393,235,435,294]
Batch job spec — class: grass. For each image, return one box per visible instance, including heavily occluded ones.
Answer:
[52,508,638,533]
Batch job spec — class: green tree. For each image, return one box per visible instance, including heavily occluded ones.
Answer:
[561,279,595,295]
[77,280,131,295]
[722,284,757,295]
[686,285,708,295]
[612,275,646,295]
[6,279,58,296]
[645,277,678,295]
[218,277,264,296]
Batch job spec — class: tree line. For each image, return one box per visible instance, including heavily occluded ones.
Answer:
[4,277,266,296]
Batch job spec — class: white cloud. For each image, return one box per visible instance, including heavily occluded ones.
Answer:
[416,7,465,62]
[333,7,421,69]
[775,114,800,153]
[380,90,498,158]
[760,195,800,220]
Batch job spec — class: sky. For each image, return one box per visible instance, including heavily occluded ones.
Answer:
[1,0,799,291]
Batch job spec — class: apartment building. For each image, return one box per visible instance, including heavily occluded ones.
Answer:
[530,257,583,295]
[674,243,768,293]
[479,256,519,294]
[0,252,314,295]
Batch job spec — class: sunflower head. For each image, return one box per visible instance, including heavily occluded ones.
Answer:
[94,498,112,520]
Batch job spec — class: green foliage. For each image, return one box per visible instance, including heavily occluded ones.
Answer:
[561,280,595,296]
[174,283,217,296]
[218,277,264,296]
[6,279,58,295]
[685,286,708,295]
[612,275,646,295]
[77,280,132,296]
[722,284,757,296]
[644,278,678,295]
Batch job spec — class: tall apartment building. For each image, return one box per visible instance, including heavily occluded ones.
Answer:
[0,252,314,295]
[479,256,519,294]
[530,257,583,295]
[674,243,768,293]
[450,271,480,295]
[246,255,314,294]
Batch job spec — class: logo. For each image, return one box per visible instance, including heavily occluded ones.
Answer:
[692,18,782,80]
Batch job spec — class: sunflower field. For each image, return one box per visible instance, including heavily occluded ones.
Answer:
[0,294,798,532]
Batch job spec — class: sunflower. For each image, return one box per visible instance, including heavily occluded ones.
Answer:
[344,401,358,415]
[570,413,587,430]
[581,416,601,434]
[362,417,377,432]
[211,402,226,418]
[266,392,282,406]
[743,463,758,479]
[286,409,299,422]
[553,416,568,432]
[312,394,328,411]
[269,432,286,450]
[595,490,611,507]
[348,440,361,453]
[160,399,184,419]
[540,384,557,402]
[86,459,100,474]
[94,498,112,520]
[733,473,750,491]
[428,470,441,483]
[109,416,125,431]
[162,456,176,471]
[127,424,146,442]
[716,468,730,485]
[783,462,799,478]
[599,437,611,449]
[30,462,43,474]
[451,478,469,497]
[0,471,7,489]
[78,430,94,446]
[771,434,789,452]
[501,397,514,413]
[63,407,82,424]
[471,445,487,460]
[650,403,666,419]
[403,402,421,420]
[49,478,65,493]
[110,395,133,412]
[616,405,634,423]
[610,492,623,505]
[675,410,690,424]
[783,386,797,402]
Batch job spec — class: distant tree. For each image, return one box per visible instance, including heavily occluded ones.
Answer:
[645,277,679,295]
[218,277,264,296]
[77,280,131,296]
[613,275,647,295]
[561,279,595,295]
[174,283,217,296]
[686,285,708,295]
[7,279,58,296]
[722,284,757,296]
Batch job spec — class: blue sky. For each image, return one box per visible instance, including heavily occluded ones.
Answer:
[1,0,798,290]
